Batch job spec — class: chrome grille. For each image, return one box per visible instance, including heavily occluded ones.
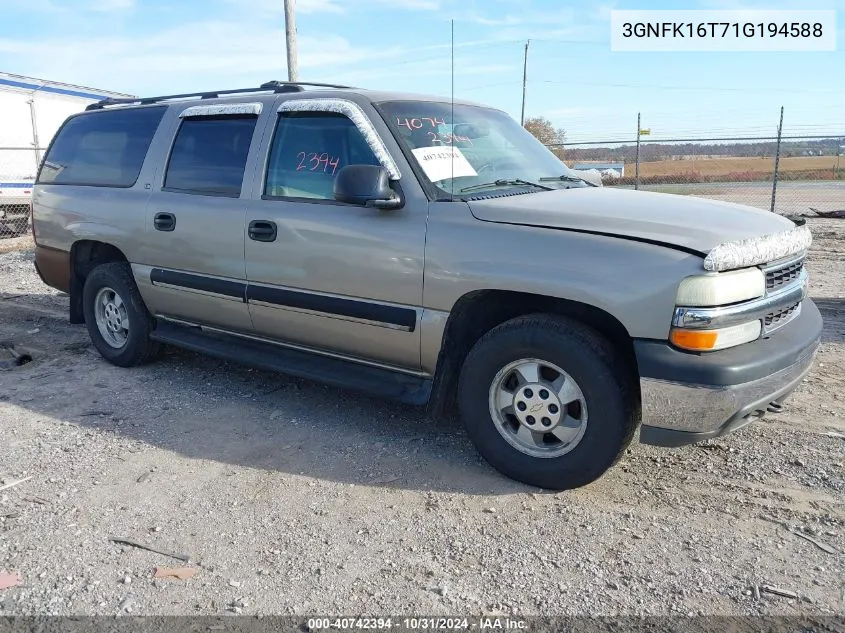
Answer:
[765,260,803,294]
[764,302,801,334]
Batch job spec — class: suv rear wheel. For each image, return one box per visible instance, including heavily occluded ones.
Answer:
[458,314,637,490]
[82,262,160,367]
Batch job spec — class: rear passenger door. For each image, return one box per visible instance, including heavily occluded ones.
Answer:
[135,103,263,333]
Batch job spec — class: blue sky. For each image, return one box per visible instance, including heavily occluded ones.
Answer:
[1,0,843,141]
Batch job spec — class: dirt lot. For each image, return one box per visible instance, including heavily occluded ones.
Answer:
[0,220,844,618]
[631,156,842,178]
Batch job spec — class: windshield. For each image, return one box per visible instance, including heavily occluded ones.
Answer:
[378,101,584,198]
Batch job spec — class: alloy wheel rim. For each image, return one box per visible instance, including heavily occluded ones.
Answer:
[488,358,588,458]
[94,286,130,349]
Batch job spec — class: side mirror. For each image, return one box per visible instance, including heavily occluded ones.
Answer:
[333,165,402,209]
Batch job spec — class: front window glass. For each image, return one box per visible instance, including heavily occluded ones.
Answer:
[378,101,583,198]
[264,112,380,200]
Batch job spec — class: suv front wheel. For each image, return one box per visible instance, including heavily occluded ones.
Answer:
[458,314,637,490]
[82,262,160,367]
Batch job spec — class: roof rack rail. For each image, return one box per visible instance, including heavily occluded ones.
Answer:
[85,80,354,111]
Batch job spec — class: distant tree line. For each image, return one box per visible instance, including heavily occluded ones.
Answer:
[555,138,843,162]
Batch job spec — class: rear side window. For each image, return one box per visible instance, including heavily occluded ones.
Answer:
[164,116,258,197]
[37,107,166,187]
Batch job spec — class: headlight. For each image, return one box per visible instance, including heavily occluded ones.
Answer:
[676,268,765,307]
[670,320,762,352]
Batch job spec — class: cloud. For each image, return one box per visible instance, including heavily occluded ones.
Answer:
[219,0,345,15]
[289,0,345,13]
[222,0,439,14]
[697,0,843,8]
[460,7,579,27]
[0,19,412,94]
[323,57,516,86]
[3,0,134,11]
[86,0,135,10]
[373,0,441,8]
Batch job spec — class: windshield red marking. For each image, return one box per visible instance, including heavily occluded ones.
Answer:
[296,152,340,174]
[427,131,473,146]
[396,116,446,130]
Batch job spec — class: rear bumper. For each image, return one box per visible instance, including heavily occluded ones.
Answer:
[33,244,71,293]
[637,298,822,447]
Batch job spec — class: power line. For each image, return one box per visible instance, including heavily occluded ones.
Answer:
[536,79,839,94]
[528,38,607,46]
[458,78,840,95]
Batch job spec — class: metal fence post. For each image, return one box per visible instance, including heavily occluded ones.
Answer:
[770,106,784,213]
[635,112,641,190]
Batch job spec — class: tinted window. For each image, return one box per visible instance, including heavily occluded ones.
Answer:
[37,106,165,187]
[265,113,380,200]
[164,116,257,197]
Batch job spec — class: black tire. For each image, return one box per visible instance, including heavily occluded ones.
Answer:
[82,261,161,367]
[458,314,637,490]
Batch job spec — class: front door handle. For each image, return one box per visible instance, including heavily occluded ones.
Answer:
[153,212,176,232]
[248,220,277,242]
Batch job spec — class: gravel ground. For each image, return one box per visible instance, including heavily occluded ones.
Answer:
[0,219,843,618]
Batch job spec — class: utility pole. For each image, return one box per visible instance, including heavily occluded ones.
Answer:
[770,106,784,213]
[520,40,530,126]
[284,0,298,82]
[634,112,641,190]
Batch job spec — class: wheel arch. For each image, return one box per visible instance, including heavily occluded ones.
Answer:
[68,240,129,324]
[426,289,639,419]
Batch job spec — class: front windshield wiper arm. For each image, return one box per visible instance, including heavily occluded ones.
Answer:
[460,179,553,193]
[539,174,598,187]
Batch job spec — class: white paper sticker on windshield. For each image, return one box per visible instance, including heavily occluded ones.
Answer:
[411,146,477,182]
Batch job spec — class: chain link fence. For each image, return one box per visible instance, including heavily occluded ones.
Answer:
[3,134,844,243]
[558,134,845,217]
[0,147,40,242]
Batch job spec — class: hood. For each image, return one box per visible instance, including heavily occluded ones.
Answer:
[467,187,795,255]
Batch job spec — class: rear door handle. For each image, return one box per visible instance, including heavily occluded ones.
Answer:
[153,212,176,232]
[248,220,277,242]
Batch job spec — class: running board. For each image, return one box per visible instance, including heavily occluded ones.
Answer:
[150,321,432,406]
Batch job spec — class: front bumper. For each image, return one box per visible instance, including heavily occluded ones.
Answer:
[637,298,822,447]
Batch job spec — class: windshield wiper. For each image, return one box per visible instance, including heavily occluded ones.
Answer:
[539,174,598,187]
[460,179,553,193]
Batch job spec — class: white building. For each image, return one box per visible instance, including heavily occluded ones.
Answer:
[0,72,132,202]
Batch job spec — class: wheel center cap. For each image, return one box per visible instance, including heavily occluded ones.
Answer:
[513,382,562,430]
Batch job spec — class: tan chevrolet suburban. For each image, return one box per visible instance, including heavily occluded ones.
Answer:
[30,80,822,490]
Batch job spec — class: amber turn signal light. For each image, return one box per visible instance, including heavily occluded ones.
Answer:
[670,329,718,351]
